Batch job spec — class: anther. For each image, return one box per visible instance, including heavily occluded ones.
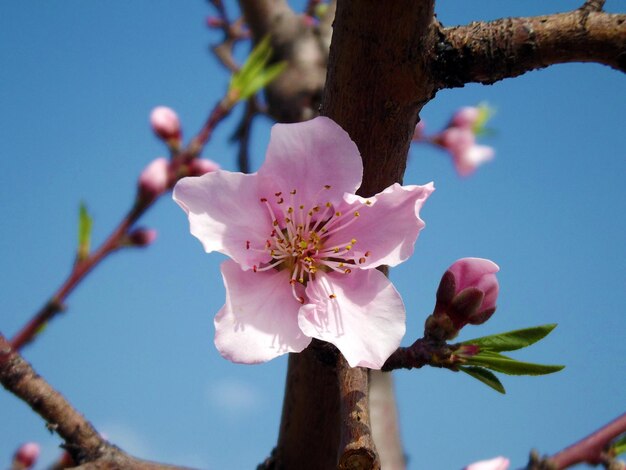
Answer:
[329,294,336,299]
[324,185,331,189]
[260,197,267,202]
[246,241,250,250]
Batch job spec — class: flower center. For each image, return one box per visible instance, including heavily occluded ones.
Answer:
[246,186,370,304]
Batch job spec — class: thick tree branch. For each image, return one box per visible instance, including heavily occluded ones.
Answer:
[433,10,626,88]
[0,333,192,469]
[337,355,379,470]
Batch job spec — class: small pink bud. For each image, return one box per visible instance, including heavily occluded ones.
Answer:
[13,442,40,469]
[138,158,169,200]
[447,258,499,328]
[150,106,181,142]
[450,106,480,129]
[301,14,318,27]
[430,258,499,339]
[412,121,426,141]
[206,16,224,28]
[187,158,220,176]
[465,456,510,470]
[127,228,157,247]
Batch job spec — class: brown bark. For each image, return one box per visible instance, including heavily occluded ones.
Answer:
[434,10,626,88]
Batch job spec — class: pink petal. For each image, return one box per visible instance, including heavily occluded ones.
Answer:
[329,182,434,269]
[298,269,405,369]
[173,171,272,270]
[455,144,495,177]
[449,257,499,311]
[214,260,312,363]
[464,456,510,470]
[258,117,363,208]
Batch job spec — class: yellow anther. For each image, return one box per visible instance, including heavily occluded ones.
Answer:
[351,238,357,244]
[345,245,352,251]
[329,294,336,299]
[273,220,279,226]
[365,200,372,206]
[326,202,332,207]
[335,211,341,217]
[299,205,304,210]
[344,268,352,274]
[354,211,360,217]
[290,189,297,195]
[299,241,308,249]
[333,248,340,253]
[287,207,294,214]
[285,217,291,223]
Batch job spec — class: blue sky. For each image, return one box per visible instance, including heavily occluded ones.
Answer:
[1,1,624,469]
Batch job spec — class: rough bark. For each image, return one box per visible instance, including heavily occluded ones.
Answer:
[433,10,626,88]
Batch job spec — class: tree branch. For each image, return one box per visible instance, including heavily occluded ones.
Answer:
[337,355,379,470]
[433,9,626,89]
[0,333,191,469]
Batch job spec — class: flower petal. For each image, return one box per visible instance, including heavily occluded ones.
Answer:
[298,269,405,369]
[329,182,434,269]
[258,117,363,208]
[173,171,272,270]
[214,260,312,363]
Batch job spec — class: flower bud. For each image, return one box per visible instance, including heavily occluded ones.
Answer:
[13,442,40,469]
[450,106,480,129]
[429,258,499,340]
[138,157,169,201]
[126,228,157,247]
[206,16,224,28]
[150,106,181,142]
[412,121,426,141]
[465,456,510,470]
[187,158,220,176]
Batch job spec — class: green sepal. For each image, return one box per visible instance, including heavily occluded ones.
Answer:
[461,324,557,352]
[77,202,93,261]
[465,351,564,376]
[473,102,496,136]
[459,366,506,394]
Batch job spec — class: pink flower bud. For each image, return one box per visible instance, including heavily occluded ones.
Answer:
[138,157,169,200]
[150,106,181,142]
[127,228,157,247]
[412,121,426,141]
[13,442,40,469]
[429,258,499,339]
[448,257,499,326]
[301,14,318,27]
[465,456,510,470]
[450,106,480,129]
[206,16,224,28]
[187,158,220,176]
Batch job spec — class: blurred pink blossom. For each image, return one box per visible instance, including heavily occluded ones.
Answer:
[138,157,169,200]
[464,456,510,470]
[450,106,481,129]
[127,227,158,247]
[13,442,40,469]
[174,116,434,368]
[438,126,494,177]
[150,106,181,142]
[188,158,220,176]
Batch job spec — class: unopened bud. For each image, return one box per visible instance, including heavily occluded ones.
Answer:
[127,228,157,247]
[187,158,220,176]
[13,442,40,469]
[138,157,169,201]
[150,106,181,142]
[429,258,499,339]
[206,16,224,28]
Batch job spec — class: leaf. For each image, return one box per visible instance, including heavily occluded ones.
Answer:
[611,434,626,457]
[77,202,93,261]
[459,366,506,394]
[466,351,565,376]
[230,35,282,103]
[240,61,287,100]
[461,324,558,352]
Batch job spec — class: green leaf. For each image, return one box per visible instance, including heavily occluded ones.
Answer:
[461,324,558,352]
[240,61,287,100]
[77,202,93,261]
[459,366,506,394]
[473,102,496,135]
[466,351,564,376]
[612,434,626,456]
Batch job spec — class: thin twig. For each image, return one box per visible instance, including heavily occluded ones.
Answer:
[337,354,380,470]
[230,97,262,173]
[10,100,231,351]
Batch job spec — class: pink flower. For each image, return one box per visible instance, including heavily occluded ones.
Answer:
[138,157,169,200]
[13,442,40,469]
[438,127,494,177]
[187,158,220,176]
[464,456,510,470]
[174,117,434,368]
[150,106,181,142]
[448,257,499,316]
[450,106,481,130]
